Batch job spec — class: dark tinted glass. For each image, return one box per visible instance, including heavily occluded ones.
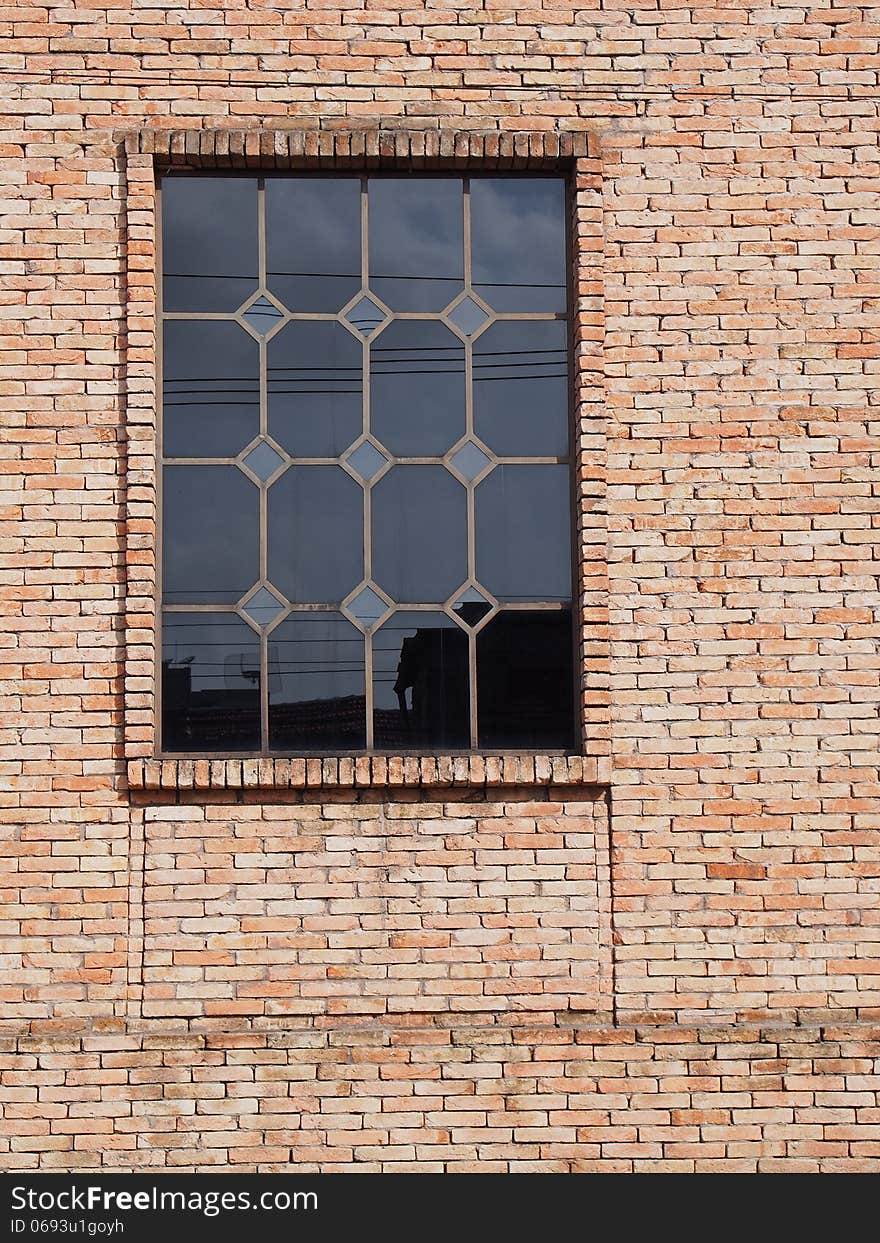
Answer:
[473,320,569,457]
[373,611,469,751]
[268,320,362,458]
[162,320,259,458]
[162,612,261,752]
[470,178,566,313]
[451,589,492,630]
[162,466,258,604]
[475,464,571,603]
[268,465,363,604]
[370,321,465,457]
[161,173,573,755]
[369,178,464,312]
[162,176,258,313]
[477,609,574,750]
[266,178,361,313]
[372,466,467,604]
[268,613,366,751]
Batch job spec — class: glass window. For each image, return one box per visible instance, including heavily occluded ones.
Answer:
[373,611,469,751]
[268,614,366,752]
[162,613,261,752]
[163,320,260,458]
[162,177,258,313]
[266,177,361,314]
[268,320,363,458]
[369,177,464,312]
[160,173,574,754]
[470,178,566,313]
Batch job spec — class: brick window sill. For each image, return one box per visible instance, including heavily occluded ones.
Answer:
[127,754,610,792]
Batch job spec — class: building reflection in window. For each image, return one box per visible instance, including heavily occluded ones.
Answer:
[268,613,366,752]
[162,613,261,752]
[373,612,469,751]
[477,609,574,751]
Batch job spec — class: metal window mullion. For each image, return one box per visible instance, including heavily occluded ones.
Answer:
[362,177,374,750]
[463,178,480,748]
[363,389,374,750]
[258,178,270,755]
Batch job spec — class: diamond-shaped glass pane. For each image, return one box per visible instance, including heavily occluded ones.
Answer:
[449,439,492,482]
[241,585,285,628]
[345,294,386,337]
[345,440,389,482]
[455,584,491,607]
[242,439,285,482]
[242,295,283,334]
[452,583,493,628]
[347,586,388,629]
[448,295,490,337]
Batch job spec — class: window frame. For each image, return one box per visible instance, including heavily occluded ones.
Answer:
[156,168,578,759]
[120,128,609,790]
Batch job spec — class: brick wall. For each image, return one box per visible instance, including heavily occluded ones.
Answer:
[138,793,611,1024]
[2,0,879,1169]
[3,1024,878,1172]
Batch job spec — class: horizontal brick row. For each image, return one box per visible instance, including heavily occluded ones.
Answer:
[2,1023,879,1172]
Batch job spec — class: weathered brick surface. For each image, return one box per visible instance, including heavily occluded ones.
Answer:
[140,795,610,1024]
[2,1024,880,1172]
[2,0,878,1168]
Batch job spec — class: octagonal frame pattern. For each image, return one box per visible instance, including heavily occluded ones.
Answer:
[159,172,572,754]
